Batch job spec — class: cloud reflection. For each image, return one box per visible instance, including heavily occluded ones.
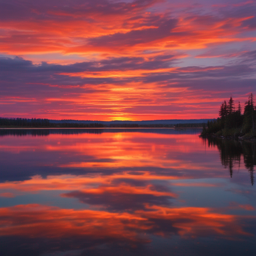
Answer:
[0,131,256,255]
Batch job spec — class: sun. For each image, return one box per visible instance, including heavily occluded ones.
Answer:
[110,112,133,121]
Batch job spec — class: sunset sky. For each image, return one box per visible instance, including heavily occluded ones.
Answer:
[0,0,256,121]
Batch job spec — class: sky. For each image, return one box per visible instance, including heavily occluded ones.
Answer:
[0,0,256,121]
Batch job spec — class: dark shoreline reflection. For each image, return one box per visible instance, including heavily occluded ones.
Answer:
[203,137,256,185]
[0,129,51,137]
[0,128,201,137]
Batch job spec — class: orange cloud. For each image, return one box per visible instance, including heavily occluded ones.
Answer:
[0,1,255,120]
[0,204,252,241]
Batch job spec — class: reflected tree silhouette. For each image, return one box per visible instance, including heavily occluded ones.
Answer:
[0,129,104,137]
[203,137,256,185]
[0,128,201,137]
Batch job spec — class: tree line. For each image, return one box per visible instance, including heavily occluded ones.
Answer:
[201,93,256,138]
[0,118,50,127]
[0,118,105,128]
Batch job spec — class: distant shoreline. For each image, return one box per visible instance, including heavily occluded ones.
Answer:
[0,118,206,130]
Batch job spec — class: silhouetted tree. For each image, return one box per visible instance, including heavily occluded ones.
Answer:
[238,102,241,116]
[201,93,255,137]
[219,101,228,119]
[228,97,234,115]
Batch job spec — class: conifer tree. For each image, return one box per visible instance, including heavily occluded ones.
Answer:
[238,102,241,115]
[219,103,224,118]
[228,97,234,115]
[219,101,228,118]
[201,93,255,137]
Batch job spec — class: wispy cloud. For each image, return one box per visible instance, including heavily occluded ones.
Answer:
[0,0,255,120]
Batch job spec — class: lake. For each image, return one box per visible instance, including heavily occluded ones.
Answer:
[0,128,255,256]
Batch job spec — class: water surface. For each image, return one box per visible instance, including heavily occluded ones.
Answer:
[0,129,255,256]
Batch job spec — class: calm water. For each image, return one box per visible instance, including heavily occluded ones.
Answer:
[0,129,255,256]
